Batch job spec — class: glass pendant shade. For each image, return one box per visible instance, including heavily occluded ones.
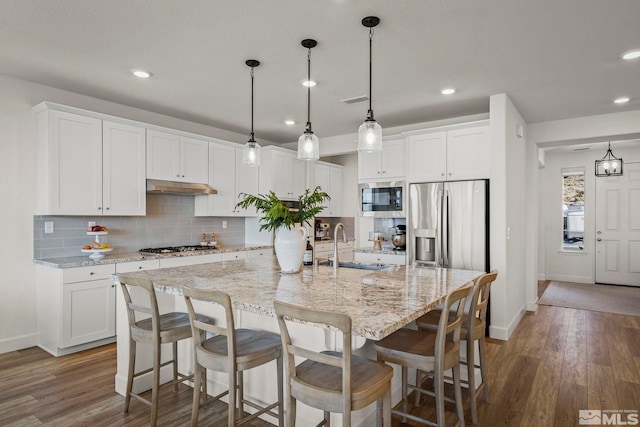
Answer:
[358,118,382,152]
[297,130,319,160]
[243,140,261,167]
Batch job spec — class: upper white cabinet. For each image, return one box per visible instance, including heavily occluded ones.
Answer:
[146,129,209,184]
[194,141,259,217]
[35,106,146,215]
[358,138,406,181]
[259,147,306,200]
[407,124,490,182]
[313,162,343,217]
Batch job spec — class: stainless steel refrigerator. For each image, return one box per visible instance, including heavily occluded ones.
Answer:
[409,180,489,272]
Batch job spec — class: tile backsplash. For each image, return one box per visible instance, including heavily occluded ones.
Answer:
[34,194,245,259]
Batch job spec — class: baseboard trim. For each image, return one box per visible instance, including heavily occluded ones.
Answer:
[489,303,527,341]
[0,333,38,355]
[546,274,592,284]
[527,298,539,311]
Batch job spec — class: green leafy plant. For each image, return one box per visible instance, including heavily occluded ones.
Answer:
[236,186,330,232]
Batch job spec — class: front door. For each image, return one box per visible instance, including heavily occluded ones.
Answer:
[595,162,640,286]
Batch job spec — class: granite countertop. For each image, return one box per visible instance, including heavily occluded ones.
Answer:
[115,256,482,340]
[354,247,407,255]
[33,245,273,269]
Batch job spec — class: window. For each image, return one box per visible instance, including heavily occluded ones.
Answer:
[562,168,585,251]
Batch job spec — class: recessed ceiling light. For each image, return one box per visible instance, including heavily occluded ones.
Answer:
[132,69,153,78]
[621,49,640,60]
[441,88,456,95]
[614,96,630,104]
[285,120,295,126]
[302,80,316,87]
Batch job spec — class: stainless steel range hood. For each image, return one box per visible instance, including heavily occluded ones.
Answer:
[146,179,217,195]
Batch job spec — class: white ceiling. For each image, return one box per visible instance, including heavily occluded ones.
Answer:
[1,0,639,144]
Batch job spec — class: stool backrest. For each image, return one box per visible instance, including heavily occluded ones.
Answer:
[274,300,352,415]
[436,283,473,361]
[183,288,235,370]
[468,270,498,331]
[116,275,161,340]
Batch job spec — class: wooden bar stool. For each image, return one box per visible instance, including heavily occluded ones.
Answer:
[183,288,284,427]
[416,271,498,424]
[116,275,212,427]
[274,300,394,427]
[375,283,473,427]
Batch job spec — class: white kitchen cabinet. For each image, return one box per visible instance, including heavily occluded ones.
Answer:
[35,105,146,216]
[194,142,259,217]
[259,146,306,200]
[313,162,343,217]
[246,248,274,258]
[146,129,209,184]
[222,251,247,261]
[354,251,406,265]
[358,138,406,181]
[115,259,160,273]
[314,241,354,262]
[407,124,490,182]
[158,253,223,268]
[36,263,117,356]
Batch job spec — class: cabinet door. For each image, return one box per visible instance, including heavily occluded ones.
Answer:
[180,136,209,183]
[270,151,291,199]
[381,139,406,178]
[211,143,236,215]
[358,150,382,180]
[49,110,103,215]
[146,129,180,181]
[328,166,343,217]
[290,157,307,199]
[102,121,146,215]
[235,148,259,216]
[62,278,115,347]
[446,126,490,180]
[407,131,447,182]
[314,164,331,212]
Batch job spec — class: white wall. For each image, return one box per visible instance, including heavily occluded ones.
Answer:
[537,146,640,283]
[488,94,529,340]
[0,73,258,354]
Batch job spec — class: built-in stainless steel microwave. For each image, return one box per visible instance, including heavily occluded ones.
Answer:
[358,181,405,217]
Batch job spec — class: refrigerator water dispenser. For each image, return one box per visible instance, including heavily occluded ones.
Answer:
[414,228,436,263]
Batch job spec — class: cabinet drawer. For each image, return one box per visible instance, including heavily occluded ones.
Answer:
[354,252,406,265]
[63,264,116,284]
[247,248,274,258]
[159,254,222,268]
[115,259,160,273]
[315,242,333,252]
[222,251,247,261]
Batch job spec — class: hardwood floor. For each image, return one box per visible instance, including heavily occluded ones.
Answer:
[2,296,639,426]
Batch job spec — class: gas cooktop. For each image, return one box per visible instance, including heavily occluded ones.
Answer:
[139,245,213,255]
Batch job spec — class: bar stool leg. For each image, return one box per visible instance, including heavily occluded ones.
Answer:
[124,338,135,412]
[277,356,284,427]
[401,366,408,424]
[172,342,179,393]
[479,336,489,403]
[434,367,445,427]
[467,339,478,424]
[191,363,202,427]
[150,340,161,427]
[453,364,465,427]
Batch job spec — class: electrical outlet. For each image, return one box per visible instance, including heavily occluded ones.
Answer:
[88,221,96,228]
[44,221,54,234]
[222,220,228,229]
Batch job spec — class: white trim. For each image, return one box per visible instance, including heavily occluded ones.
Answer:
[546,273,592,284]
[0,333,37,354]
[489,303,527,341]
[527,298,539,311]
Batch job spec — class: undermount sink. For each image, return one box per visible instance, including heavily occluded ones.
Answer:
[321,260,390,271]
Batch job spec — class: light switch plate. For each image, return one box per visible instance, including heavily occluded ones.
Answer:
[44,221,54,234]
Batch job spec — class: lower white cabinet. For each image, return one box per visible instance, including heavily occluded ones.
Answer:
[36,263,117,356]
[159,253,223,268]
[354,252,406,265]
[314,241,354,262]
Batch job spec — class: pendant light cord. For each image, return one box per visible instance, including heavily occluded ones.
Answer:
[306,48,312,133]
[249,67,255,142]
[368,27,373,118]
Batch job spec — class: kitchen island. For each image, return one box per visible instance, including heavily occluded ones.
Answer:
[114,256,483,426]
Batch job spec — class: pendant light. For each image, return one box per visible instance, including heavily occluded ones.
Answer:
[243,59,261,167]
[595,142,623,176]
[358,16,382,153]
[297,39,319,161]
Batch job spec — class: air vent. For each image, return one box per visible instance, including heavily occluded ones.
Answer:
[574,147,590,151]
[340,95,369,104]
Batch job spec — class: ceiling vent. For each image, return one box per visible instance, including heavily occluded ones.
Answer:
[341,95,369,105]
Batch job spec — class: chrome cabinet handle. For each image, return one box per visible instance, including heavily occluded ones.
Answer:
[597,238,602,241]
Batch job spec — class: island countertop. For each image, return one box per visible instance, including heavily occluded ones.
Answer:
[115,256,483,340]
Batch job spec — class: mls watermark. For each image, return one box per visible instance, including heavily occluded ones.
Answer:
[579,410,639,425]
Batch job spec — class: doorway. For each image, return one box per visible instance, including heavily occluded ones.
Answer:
[595,162,640,286]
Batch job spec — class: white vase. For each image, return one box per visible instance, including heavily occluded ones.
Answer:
[274,225,308,274]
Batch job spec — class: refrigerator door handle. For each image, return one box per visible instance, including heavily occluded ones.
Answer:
[442,189,449,267]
